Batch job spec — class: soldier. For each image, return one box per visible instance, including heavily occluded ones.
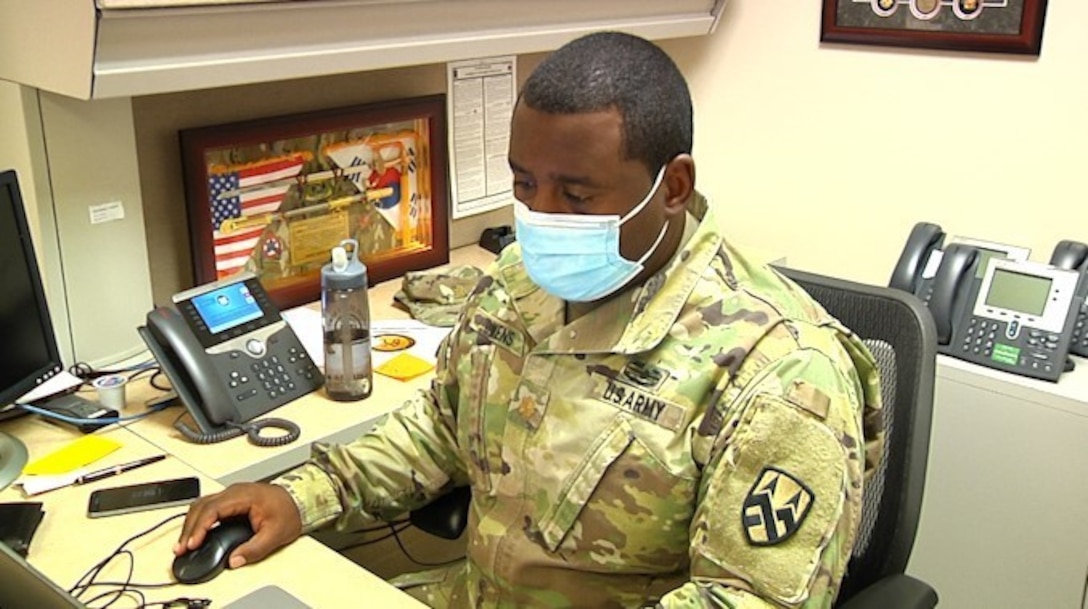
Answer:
[175,31,882,609]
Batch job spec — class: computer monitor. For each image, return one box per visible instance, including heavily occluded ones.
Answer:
[0,169,64,491]
[0,540,86,608]
[0,169,64,414]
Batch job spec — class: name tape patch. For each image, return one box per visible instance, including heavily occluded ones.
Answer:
[469,312,525,356]
[593,374,684,431]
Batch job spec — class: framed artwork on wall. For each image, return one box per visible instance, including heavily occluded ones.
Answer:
[821,0,1049,55]
[180,94,449,309]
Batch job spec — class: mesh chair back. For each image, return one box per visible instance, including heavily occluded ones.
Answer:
[775,267,937,606]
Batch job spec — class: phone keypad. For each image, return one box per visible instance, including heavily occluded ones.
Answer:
[243,348,319,400]
[960,318,996,358]
[961,317,1063,377]
[219,345,320,405]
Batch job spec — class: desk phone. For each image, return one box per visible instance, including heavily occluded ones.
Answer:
[889,222,1030,345]
[946,259,1080,382]
[139,272,323,443]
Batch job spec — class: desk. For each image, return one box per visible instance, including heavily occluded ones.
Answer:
[0,248,504,609]
[124,245,497,485]
[0,416,424,608]
[906,355,1088,609]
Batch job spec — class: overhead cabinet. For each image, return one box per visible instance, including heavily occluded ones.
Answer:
[0,0,726,99]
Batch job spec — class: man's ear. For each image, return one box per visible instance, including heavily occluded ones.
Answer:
[662,154,695,217]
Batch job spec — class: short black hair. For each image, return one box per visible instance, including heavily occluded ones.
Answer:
[520,31,693,174]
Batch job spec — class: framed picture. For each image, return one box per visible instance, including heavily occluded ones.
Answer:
[180,94,449,310]
[821,0,1049,55]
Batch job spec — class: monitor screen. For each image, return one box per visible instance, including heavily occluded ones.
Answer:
[985,268,1051,316]
[0,169,63,411]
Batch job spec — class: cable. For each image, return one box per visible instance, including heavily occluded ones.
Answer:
[17,401,173,427]
[68,359,156,382]
[345,518,410,535]
[70,513,184,598]
[174,417,301,447]
[148,370,172,392]
[391,524,465,568]
[334,523,413,553]
[69,513,211,609]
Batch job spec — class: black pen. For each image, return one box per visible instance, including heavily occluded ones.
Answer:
[76,454,168,485]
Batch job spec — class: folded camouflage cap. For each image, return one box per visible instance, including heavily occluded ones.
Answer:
[393,265,486,327]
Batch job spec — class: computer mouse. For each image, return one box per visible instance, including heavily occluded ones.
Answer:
[171,516,254,585]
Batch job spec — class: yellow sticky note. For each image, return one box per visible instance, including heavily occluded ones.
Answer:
[23,435,122,475]
[375,353,435,381]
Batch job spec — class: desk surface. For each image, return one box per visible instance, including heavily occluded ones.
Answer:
[937,353,1088,418]
[0,416,424,608]
[0,246,496,608]
[124,245,498,485]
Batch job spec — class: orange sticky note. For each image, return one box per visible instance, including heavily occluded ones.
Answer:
[375,352,435,381]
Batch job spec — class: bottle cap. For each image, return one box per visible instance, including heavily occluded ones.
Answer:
[321,239,367,290]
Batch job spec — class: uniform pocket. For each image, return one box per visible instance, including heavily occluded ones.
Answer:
[536,418,697,573]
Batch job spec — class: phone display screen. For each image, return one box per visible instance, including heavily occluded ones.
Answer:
[985,268,1051,316]
[87,477,200,518]
[191,283,263,335]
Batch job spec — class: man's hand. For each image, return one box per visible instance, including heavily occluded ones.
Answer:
[173,482,302,569]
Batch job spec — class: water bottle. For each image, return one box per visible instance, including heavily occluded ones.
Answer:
[321,238,372,401]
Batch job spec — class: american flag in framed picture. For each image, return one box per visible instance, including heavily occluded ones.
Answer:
[208,155,307,279]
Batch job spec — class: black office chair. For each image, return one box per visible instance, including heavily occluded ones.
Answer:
[411,268,940,608]
[777,266,938,609]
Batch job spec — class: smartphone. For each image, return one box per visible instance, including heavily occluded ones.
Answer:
[87,476,201,518]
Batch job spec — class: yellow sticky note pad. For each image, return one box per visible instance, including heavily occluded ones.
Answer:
[375,353,435,381]
[23,435,122,475]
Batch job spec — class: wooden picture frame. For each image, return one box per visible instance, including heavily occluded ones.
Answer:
[180,94,449,310]
[820,0,1048,55]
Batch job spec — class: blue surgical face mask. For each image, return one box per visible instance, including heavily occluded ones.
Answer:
[514,166,668,302]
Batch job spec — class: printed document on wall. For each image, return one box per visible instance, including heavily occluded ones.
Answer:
[447,56,515,219]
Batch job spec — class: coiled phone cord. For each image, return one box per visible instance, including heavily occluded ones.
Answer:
[174,418,301,447]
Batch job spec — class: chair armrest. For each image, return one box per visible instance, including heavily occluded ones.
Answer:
[836,573,938,609]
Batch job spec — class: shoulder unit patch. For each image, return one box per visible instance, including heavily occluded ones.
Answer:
[742,466,815,546]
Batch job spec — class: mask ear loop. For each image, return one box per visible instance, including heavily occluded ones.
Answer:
[619,165,667,225]
[636,219,670,265]
[622,164,669,266]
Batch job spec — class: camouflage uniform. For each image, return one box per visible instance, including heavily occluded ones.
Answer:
[273,198,883,608]
[394,265,487,327]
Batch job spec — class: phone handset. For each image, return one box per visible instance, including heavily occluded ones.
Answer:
[927,243,978,346]
[889,221,945,294]
[1050,240,1088,271]
[145,307,236,427]
[140,307,300,446]
[1050,240,1088,359]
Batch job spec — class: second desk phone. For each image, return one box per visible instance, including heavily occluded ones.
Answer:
[139,272,323,445]
[1049,239,1088,358]
[890,222,1084,382]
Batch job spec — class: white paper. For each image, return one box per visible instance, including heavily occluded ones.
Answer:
[17,470,83,496]
[89,200,125,224]
[448,56,516,219]
[281,307,324,366]
[14,370,84,405]
[371,319,452,368]
[282,307,452,370]
[921,249,944,279]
